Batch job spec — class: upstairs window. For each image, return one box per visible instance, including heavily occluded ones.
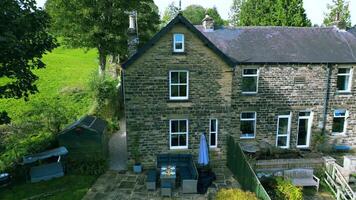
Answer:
[240,112,256,138]
[209,119,218,148]
[169,70,189,100]
[173,34,184,52]
[170,119,188,149]
[332,109,348,134]
[242,68,259,94]
[337,67,353,93]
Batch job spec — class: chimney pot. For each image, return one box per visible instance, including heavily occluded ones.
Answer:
[128,11,138,57]
[202,14,214,32]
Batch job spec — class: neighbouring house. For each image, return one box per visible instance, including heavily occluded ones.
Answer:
[122,13,356,167]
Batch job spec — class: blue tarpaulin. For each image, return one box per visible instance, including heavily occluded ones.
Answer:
[198,133,209,166]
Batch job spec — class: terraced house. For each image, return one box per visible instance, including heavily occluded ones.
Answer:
[122,13,356,167]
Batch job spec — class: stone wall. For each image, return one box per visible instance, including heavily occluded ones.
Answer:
[124,24,233,167]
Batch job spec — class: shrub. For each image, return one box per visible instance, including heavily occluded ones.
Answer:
[0,132,55,172]
[276,177,303,200]
[66,156,107,176]
[216,188,258,200]
[88,72,120,123]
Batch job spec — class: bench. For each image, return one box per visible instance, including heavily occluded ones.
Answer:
[157,154,198,194]
[146,170,157,191]
[284,168,320,191]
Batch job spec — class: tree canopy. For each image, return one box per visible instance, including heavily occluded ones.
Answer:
[323,0,351,28]
[161,3,226,26]
[0,0,57,124]
[45,0,160,74]
[230,0,311,27]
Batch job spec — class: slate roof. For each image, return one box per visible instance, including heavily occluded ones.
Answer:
[62,115,107,134]
[196,26,356,64]
[122,14,356,67]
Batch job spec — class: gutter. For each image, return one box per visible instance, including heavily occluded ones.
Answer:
[322,64,332,135]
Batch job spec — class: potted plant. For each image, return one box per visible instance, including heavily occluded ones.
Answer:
[132,134,142,173]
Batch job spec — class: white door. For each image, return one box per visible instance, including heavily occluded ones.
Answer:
[276,114,291,148]
[296,111,313,148]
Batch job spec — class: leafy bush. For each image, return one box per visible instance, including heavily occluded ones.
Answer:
[89,72,120,122]
[216,188,258,200]
[276,177,303,200]
[0,132,55,172]
[66,156,107,176]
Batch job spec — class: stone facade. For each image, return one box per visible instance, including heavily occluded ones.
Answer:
[123,22,356,167]
[124,24,233,167]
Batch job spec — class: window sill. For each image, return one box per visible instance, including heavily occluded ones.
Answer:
[172,51,186,55]
[336,91,352,96]
[240,136,255,139]
[331,132,347,137]
[170,147,188,150]
[167,99,191,103]
[241,92,258,96]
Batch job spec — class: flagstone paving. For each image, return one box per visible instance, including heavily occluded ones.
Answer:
[82,165,240,200]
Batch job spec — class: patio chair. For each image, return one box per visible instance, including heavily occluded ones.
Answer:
[146,169,157,191]
[161,181,172,197]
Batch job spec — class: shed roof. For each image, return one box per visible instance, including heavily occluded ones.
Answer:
[196,26,356,64]
[62,115,107,134]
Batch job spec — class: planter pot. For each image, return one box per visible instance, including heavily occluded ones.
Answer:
[133,164,142,173]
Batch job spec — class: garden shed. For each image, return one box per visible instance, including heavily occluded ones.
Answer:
[57,115,108,160]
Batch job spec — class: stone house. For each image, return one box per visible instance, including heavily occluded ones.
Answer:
[122,14,356,167]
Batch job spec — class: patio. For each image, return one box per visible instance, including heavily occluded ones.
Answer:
[83,165,240,200]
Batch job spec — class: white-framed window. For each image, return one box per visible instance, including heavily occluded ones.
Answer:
[173,33,184,52]
[209,119,218,148]
[169,119,188,149]
[337,67,353,93]
[242,68,259,94]
[296,111,313,148]
[169,70,189,100]
[332,109,348,134]
[240,112,256,139]
[276,113,291,148]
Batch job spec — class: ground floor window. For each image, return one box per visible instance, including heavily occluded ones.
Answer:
[297,111,313,148]
[240,112,256,138]
[209,119,218,147]
[169,119,188,149]
[332,109,348,134]
[276,114,291,148]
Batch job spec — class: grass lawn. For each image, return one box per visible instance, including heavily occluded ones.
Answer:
[0,175,97,200]
[0,46,98,123]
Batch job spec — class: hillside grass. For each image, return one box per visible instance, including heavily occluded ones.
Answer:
[0,46,98,123]
[0,175,97,200]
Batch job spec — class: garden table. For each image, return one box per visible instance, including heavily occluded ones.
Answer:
[160,165,176,188]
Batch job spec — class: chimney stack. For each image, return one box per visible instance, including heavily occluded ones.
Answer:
[128,11,139,57]
[202,14,214,32]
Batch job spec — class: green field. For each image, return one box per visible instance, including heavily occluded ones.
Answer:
[0,46,98,123]
[0,175,97,200]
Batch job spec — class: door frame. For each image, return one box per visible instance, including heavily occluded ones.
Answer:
[276,114,292,149]
[296,111,313,148]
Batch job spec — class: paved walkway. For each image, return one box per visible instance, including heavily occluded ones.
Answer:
[82,165,240,200]
[109,119,127,171]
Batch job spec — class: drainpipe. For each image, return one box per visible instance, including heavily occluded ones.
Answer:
[322,64,332,135]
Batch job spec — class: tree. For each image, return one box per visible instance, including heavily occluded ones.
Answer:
[0,0,57,124]
[235,0,311,26]
[229,0,245,26]
[275,0,311,27]
[45,0,159,75]
[183,5,206,25]
[323,0,351,28]
[161,2,179,27]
